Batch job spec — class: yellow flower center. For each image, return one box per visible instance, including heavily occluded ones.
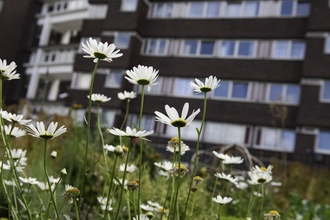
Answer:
[260,167,267,171]
[94,52,107,59]
[171,118,187,127]
[170,137,179,142]
[269,210,280,215]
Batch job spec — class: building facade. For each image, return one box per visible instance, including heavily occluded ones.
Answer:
[3,0,330,167]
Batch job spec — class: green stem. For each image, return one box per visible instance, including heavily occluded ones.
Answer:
[259,184,265,220]
[172,127,182,220]
[105,155,118,218]
[190,191,196,216]
[218,205,222,220]
[74,199,80,220]
[43,139,60,219]
[184,92,207,219]
[80,58,100,202]
[137,85,145,220]
[246,184,261,219]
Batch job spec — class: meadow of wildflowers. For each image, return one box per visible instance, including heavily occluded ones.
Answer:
[0,39,329,220]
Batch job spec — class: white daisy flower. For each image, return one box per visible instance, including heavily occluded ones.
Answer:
[49,176,61,183]
[97,197,113,211]
[147,200,161,208]
[247,169,272,185]
[125,65,159,91]
[104,144,115,152]
[0,110,31,125]
[166,142,190,155]
[154,161,173,171]
[108,126,154,141]
[81,37,122,63]
[190,75,221,93]
[119,164,137,173]
[4,125,26,138]
[87,93,111,103]
[37,181,55,191]
[223,156,244,165]
[155,102,200,128]
[140,204,156,211]
[214,173,238,185]
[212,151,231,161]
[2,160,24,172]
[117,91,137,100]
[10,148,27,166]
[0,59,20,80]
[212,195,233,205]
[235,181,249,190]
[25,122,67,140]
[251,165,273,174]
[19,177,38,185]
[114,178,128,186]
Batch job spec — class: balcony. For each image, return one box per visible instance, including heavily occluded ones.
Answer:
[40,0,89,15]
[25,44,79,80]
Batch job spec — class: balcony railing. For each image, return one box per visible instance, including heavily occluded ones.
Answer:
[27,45,79,66]
[41,0,88,15]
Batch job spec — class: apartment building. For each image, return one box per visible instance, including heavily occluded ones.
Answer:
[3,0,330,167]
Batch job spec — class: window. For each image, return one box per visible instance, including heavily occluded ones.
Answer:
[291,42,305,59]
[273,41,289,58]
[321,81,330,101]
[143,39,168,55]
[114,32,130,49]
[200,41,215,55]
[280,0,310,16]
[172,78,194,96]
[213,81,252,100]
[238,41,254,57]
[296,1,310,16]
[181,40,215,56]
[325,35,330,53]
[259,83,301,104]
[128,115,155,132]
[151,3,174,18]
[204,122,251,145]
[71,73,91,89]
[206,2,220,17]
[232,82,249,99]
[220,41,235,57]
[219,40,255,58]
[121,0,138,12]
[254,127,296,152]
[280,0,294,16]
[100,110,115,127]
[226,2,241,17]
[244,1,259,17]
[182,40,198,55]
[273,41,305,59]
[104,70,122,88]
[316,131,330,153]
[189,2,204,18]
